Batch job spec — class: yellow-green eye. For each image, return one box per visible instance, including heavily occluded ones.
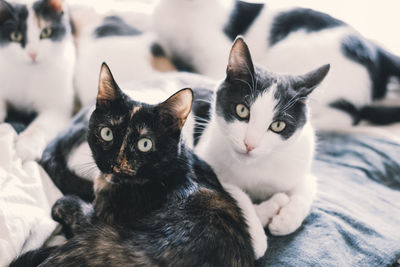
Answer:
[40,27,52,39]
[137,138,152,152]
[270,121,286,133]
[235,104,249,119]
[100,127,113,142]
[10,31,23,42]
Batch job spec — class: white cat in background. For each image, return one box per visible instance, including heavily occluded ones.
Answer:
[0,0,75,160]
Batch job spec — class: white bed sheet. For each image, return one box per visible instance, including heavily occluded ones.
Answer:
[0,124,62,267]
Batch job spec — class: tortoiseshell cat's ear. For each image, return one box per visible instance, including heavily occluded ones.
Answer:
[97,63,123,107]
[159,88,193,129]
[226,36,255,81]
[46,0,64,13]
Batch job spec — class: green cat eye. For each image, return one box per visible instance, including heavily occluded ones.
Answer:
[235,104,249,119]
[10,31,23,42]
[100,127,113,142]
[270,121,286,133]
[137,138,153,152]
[40,27,52,39]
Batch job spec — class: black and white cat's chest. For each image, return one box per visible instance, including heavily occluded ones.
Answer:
[195,123,314,202]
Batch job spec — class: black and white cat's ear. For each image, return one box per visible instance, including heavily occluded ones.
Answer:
[160,88,193,129]
[226,36,255,81]
[0,0,12,23]
[294,64,330,97]
[97,63,123,107]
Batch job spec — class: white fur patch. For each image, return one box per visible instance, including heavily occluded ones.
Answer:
[223,183,267,259]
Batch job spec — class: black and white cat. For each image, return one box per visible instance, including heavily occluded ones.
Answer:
[0,0,75,160]
[195,37,329,236]
[153,0,400,128]
[10,63,257,266]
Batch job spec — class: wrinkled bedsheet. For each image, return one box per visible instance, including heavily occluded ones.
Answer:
[259,132,400,266]
[0,124,62,266]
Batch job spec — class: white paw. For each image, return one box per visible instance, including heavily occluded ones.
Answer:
[268,204,302,236]
[255,193,290,227]
[16,133,45,161]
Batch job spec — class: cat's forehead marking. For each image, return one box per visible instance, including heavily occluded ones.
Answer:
[117,126,133,164]
[111,116,123,126]
[139,127,149,136]
[130,106,141,119]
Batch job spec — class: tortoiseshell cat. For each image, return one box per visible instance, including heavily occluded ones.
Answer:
[10,63,256,266]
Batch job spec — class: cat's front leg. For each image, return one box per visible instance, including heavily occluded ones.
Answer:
[16,110,70,161]
[268,173,317,236]
[52,195,94,239]
[254,192,290,227]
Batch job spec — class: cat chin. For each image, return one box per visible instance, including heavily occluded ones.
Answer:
[103,173,149,185]
[231,148,266,164]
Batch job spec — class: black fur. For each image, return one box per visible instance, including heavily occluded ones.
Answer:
[329,99,360,125]
[341,34,400,101]
[150,42,166,57]
[9,246,58,267]
[269,8,344,46]
[330,99,400,125]
[94,16,141,38]
[171,54,197,72]
[14,65,255,266]
[223,0,264,40]
[0,1,28,47]
[5,105,37,133]
[40,107,94,202]
[32,0,67,42]
[359,106,400,125]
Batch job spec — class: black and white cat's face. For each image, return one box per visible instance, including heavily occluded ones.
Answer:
[0,0,71,64]
[215,37,329,160]
[88,63,193,185]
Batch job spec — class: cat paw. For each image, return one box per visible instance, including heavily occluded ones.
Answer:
[52,195,93,235]
[268,204,302,236]
[52,196,89,225]
[15,133,45,161]
[255,193,290,227]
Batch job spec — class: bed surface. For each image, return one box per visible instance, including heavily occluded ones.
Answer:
[259,132,400,266]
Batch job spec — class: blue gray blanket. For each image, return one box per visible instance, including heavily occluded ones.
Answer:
[258,132,400,266]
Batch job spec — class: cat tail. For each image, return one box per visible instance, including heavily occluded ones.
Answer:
[330,99,400,125]
[9,246,58,267]
[40,107,94,202]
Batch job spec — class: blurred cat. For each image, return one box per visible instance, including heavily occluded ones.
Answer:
[73,13,175,107]
[153,0,400,129]
[0,0,75,160]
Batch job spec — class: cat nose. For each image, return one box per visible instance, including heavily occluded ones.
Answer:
[244,141,255,153]
[28,52,37,61]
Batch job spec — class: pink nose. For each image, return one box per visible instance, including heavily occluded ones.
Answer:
[244,142,255,153]
[29,52,37,61]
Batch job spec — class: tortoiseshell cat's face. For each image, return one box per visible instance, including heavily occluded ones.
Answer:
[88,63,193,185]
